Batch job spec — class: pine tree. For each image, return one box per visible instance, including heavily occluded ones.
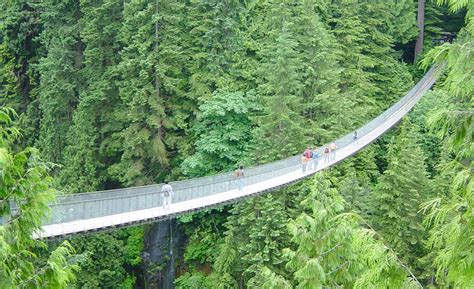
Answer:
[59,0,124,193]
[293,0,347,143]
[182,0,247,100]
[285,175,358,288]
[330,0,414,120]
[36,0,82,164]
[369,120,432,272]
[421,1,473,286]
[241,194,289,282]
[0,0,42,146]
[206,192,290,287]
[283,174,421,288]
[111,0,187,185]
[252,17,306,163]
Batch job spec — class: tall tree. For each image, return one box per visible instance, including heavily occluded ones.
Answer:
[60,0,124,193]
[330,0,414,115]
[414,0,426,62]
[293,0,348,143]
[421,1,473,286]
[36,0,82,164]
[0,1,42,146]
[182,0,247,100]
[369,120,432,273]
[252,22,306,163]
[278,174,421,288]
[111,0,186,185]
[181,90,256,177]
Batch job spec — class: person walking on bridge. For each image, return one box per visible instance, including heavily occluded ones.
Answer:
[330,142,337,161]
[161,181,174,210]
[324,146,330,163]
[353,130,359,144]
[235,165,245,191]
[311,147,320,170]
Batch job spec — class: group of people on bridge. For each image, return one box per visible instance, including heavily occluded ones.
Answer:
[301,130,358,172]
[159,131,359,210]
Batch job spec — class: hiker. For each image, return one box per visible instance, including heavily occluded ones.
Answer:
[235,165,245,190]
[330,142,337,161]
[301,154,308,173]
[324,146,330,162]
[311,147,320,170]
[353,130,359,144]
[161,181,174,210]
[304,147,313,170]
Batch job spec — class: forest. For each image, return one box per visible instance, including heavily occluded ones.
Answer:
[0,0,472,288]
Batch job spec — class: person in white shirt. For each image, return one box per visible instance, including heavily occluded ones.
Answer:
[161,181,174,210]
[234,166,245,190]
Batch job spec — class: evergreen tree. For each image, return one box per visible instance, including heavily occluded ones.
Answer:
[60,0,124,193]
[0,0,42,145]
[206,192,290,287]
[293,0,347,142]
[182,0,247,100]
[36,0,82,164]
[283,174,421,288]
[369,120,432,272]
[421,1,473,286]
[111,0,186,185]
[284,175,359,287]
[0,108,79,288]
[241,194,289,282]
[330,0,414,119]
[252,22,306,163]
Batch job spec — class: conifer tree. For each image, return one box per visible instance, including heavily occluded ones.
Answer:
[330,0,413,119]
[112,0,186,185]
[252,22,306,163]
[240,194,289,282]
[369,120,431,272]
[421,1,473,286]
[282,174,421,288]
[36,0,82,164]
[293,0,347,142]
[284,175,359,287]
[60,0,124,193]
[182,0,247,100]
[0,1,42,145]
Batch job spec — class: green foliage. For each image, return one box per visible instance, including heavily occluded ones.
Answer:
[420,1,473,286]
[285,175,358,288]
[1,0,470,287]
[293,0,346,142]
[69,228,143,289]
[60,0,124,193]
[0,107,79,288]
[36,0,82,164]
[175,272,210,289]
[369,120,432,273]
[282,174,420,288]
[182,90,257,177]
[252,18,306,162]
[0,0,41,146]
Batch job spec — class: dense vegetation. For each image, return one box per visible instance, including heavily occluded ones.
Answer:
[0,0,471,288]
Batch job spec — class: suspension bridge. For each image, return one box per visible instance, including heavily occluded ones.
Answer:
[4,66,440,239]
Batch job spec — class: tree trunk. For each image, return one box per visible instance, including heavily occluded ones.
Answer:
[414,0,425,63]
